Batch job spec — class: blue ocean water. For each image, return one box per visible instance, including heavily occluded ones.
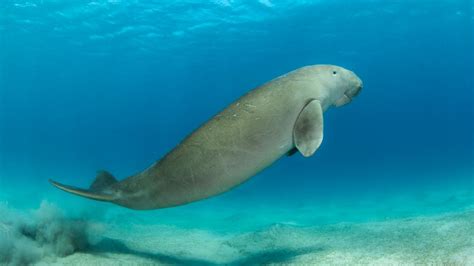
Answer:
[0,0,473,264]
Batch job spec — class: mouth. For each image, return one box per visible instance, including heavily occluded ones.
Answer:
[345,84,363,100]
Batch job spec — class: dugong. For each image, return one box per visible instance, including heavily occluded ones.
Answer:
[50,65,363,210]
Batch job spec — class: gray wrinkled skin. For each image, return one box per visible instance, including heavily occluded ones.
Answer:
[52,65,362,210]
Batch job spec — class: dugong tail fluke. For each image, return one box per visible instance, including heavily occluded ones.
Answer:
[49,170,117,202]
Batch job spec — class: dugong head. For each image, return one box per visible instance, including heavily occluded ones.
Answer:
[307,65,363,108]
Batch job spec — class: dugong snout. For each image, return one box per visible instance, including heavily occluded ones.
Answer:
[347,82,362,99]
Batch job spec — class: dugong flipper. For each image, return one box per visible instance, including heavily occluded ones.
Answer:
[294,99,324,157]
[50,65,363,210]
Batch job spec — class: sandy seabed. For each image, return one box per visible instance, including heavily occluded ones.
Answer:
[56,210,474,265]
[0,180,473,265]
[1,200,472,265]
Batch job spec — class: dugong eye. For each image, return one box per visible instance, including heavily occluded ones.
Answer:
[332,71,337,76]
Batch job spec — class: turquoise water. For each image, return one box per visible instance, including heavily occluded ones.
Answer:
[0,0,473,264]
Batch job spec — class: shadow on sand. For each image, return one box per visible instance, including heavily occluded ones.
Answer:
[229,246,323,265]
[88,237,322,265]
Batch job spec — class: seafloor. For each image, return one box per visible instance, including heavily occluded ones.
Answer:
[0,181,472,265]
